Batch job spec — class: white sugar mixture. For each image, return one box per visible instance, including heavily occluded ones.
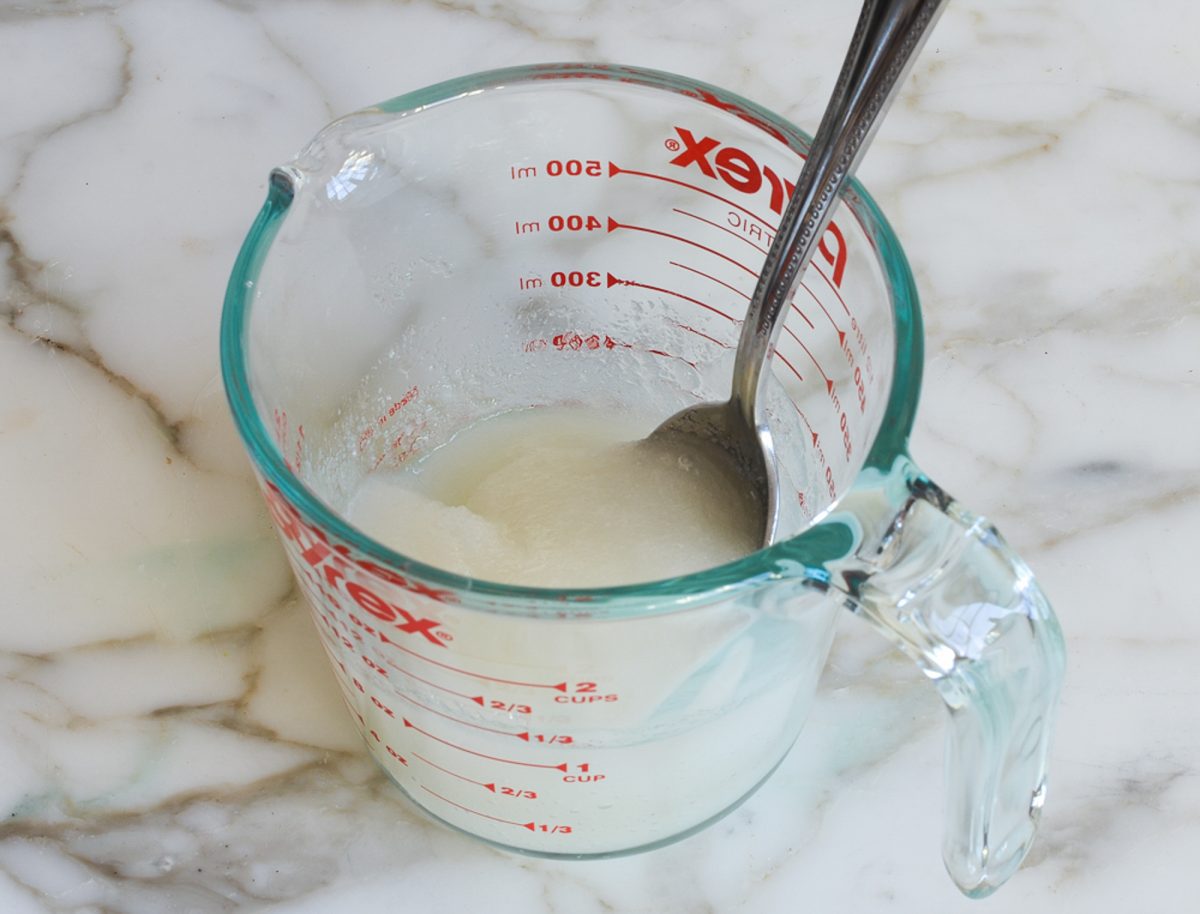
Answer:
[346,406,759,587]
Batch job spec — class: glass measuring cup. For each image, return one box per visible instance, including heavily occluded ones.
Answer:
[220,64,1065,898]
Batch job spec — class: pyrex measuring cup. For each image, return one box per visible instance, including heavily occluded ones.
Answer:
[220,64,1065,898]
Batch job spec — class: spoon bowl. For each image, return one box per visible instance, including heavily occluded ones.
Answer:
[648,394,779,547]
[647,0,948,547]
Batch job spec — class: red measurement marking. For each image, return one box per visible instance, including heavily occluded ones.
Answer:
[357,385,419,449]
[672,256,820,338]
[523,329,695,369]
[376,636,568,691]
[519,733,574,745]
[669,260,749,301]
[549,331,628,352]
[381,657,486,706]
[608,218,757,278]
[790,297,816,330]
[419,786,531,829]
[672,207,768,255]
[809,260,851,316]
[670,259,816,336]
[610,163,775,232]
[369,425,426,470]
[790,306,816,331]
[613,160,854,295]
[792,401,838,498]
[396,690,522,739]
[791,403,819,446]
[607,272,738,323]
[386,745,409,766]
[273,407,287,451]
[403,719,569,771]
[413,752,496,792]
[806,292,844,338]
[645,347,693,366]
[670,258,816,340]
[673,322,731,349]
[783,325,834,391]
[488,699,532,715]
[772,346,804,384]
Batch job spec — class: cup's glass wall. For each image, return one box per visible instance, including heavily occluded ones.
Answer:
[230,68,915,856]
[248,74,898,536]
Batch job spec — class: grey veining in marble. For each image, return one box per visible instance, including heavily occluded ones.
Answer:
[1,1,1197,911]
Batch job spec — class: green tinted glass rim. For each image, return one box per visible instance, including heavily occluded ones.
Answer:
[220,62,923,607]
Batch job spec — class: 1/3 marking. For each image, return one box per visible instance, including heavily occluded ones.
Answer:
[523,733,574,745]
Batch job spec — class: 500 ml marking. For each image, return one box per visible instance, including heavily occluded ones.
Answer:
[509,159,604,180]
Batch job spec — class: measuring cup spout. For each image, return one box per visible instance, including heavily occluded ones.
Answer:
[830,459,1066,897]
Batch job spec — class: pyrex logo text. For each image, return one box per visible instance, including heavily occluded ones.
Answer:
[667,126,847,286]
[263,483,451,648]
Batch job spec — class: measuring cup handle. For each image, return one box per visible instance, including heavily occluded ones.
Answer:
[834,465,1066,897]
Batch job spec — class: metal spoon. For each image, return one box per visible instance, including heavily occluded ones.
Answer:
[648,0,949,547]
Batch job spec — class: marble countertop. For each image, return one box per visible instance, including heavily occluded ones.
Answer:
[2,0,1197,911]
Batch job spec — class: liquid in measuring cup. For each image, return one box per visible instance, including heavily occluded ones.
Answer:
[346,406,759,588]
[327,406,812,853]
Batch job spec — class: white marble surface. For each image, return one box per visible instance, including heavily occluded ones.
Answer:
[1,0,1197,910]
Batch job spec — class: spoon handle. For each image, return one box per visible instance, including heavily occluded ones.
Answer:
[732,0,948,423]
